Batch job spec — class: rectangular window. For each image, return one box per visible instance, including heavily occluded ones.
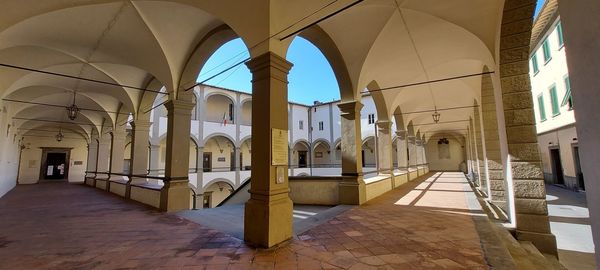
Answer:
[531,55,539,74]
[542,39,552,63]
[228,103,234,121]
[556,21,564,48]
[368,114,375,124]
[299,120,304,130]
[549,85,560,116]
[318,121,324,131]
[562,75,573,110]
[538,94,547,122]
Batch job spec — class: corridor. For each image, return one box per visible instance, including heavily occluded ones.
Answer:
[0,173,490,269]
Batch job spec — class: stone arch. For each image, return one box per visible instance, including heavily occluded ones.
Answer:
[203,133,236,147]
[202,178,236,208]
[179,25,242,91]
[365,80,391,122]
[290,25,355,101]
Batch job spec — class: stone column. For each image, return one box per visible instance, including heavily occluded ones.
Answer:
[86,141,98,178]
[474,105,489,195]
[499,1,556,255]
[129,120,151,176]
[408,135,417,170]
[234,147,241,186]
[469,118,481,185]
[108,128,127,180]
[244,52,294,248]
[95,135,111,179]
[376,120,393,175]
[558,0,600,263]
[159,99,195,212]
[481,72,506,211]
[396,130,408,170]
[338,100,366,205]
[148,145,160,176]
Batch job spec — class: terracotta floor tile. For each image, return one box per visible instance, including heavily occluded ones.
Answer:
[0,173,489,270]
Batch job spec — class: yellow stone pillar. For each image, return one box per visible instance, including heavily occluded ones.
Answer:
[95,135,111,179]
[244,52,294,248]
[108,128,127,179]
[129,120,151,178]
[376,120,393,175]
[159,99,195,212]
[396,130,408,170]
[337,101,366,205]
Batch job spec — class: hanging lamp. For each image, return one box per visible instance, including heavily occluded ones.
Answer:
[432,106,441,123]
[56,128,64,142]
[66,91,80,120]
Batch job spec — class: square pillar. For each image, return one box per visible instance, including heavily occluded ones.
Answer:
[499,2,557,255]
[376,120,393,175]
[86,141,98,178]
[148,145,160,176]
[109,128,127,180]
[130,120,151,177]
[95,135,111,180]
[338,101,366,205]
[244,52,294,248]
[408,135,417,170]
[159,99,195,212]
[396,130,408,170]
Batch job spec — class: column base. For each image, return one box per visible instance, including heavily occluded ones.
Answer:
[159,180,191,212]
[244,194,293,248]
[339,174,366,205]
[516,230,558,257]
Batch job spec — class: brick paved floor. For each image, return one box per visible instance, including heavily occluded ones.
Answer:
[0,173,489,269]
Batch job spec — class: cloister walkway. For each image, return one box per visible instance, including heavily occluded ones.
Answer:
[0,173,491,269]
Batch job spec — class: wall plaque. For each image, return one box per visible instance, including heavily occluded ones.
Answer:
[271,128,288,166]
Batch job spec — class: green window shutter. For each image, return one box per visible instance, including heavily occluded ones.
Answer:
[538,94,547,121]
[561,76,573,108]
[542,39,552,62]
[549,86,560,116]
[532,55,539,74]
[557,21,564,47]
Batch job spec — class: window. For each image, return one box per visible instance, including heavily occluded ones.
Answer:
[537,94,547,122]
[542,39,552,63]
[368,114,375,124]
[549,85,560,116]
[228,103,234,121]
[531,55,539,74]
[318,121,324,131]
[561,75,573,110]
[556,21,564,48]
[299,120,304,130]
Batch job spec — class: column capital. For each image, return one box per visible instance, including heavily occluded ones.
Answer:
[375,120,392,130]
[149,144,160,150]
[130,120,152,130]
[395,130,407,139]
[165,99,195,115]
[245,51,293,76]
[337,100,363,114]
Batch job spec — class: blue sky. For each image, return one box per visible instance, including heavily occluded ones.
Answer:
[535,0,546,18]
[198,37,340,105]
[198,1,546,105]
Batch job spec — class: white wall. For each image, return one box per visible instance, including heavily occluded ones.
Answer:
[18,136,88,184]
[530,17,575,134]
[425,137,465,171]
[0,102,19,197]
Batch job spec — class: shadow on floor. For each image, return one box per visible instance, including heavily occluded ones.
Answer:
[546,184,597,270]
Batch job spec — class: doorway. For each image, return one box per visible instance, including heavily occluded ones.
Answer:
[573,146,585,190]
[298,151,307,168]
[203,192,212,208]
[203,152,212,172]
[550,148,564,185]
[230,152,236,171]
[39,148,71,181]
